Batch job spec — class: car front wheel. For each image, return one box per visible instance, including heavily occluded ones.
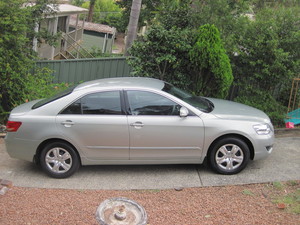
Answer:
[209,137,250,175]
[40,141,80,178]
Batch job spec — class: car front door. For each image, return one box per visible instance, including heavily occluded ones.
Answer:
[126,90,205,162]
[56,91,129,161]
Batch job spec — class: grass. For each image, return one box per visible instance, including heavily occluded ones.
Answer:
[242,189,255,196]
[287,180,299,186]
[112,44,119,50]
[268,181,300,214]
[272,181,284,190]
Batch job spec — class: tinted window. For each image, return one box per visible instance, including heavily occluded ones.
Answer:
[127,91,180,116]
[61,99,81,114]
[61,91,122,115]
[162,83,214,113]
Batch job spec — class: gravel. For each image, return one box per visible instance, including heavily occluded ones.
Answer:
[0,183,299,225]
[1,129,299,224]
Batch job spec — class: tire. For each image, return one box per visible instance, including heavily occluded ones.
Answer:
[209,137,250,175]
[40,141,80,178]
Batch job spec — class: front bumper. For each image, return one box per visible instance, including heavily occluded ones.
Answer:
[252,133,275,160]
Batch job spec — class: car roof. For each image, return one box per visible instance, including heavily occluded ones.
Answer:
[74,77,165,91]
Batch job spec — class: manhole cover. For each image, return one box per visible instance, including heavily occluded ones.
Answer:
[96,197,147,225]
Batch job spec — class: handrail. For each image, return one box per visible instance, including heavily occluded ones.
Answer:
[62,32,94,59]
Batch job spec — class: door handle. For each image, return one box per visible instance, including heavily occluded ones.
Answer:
[130,122,144,128]
[61,120,75,127]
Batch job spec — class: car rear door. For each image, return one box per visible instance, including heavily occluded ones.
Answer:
[56,90,129,161]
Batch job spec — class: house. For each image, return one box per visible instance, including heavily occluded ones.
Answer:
[31,2,88,60]
[69,16,116,54]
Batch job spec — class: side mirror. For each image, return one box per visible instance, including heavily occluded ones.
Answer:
[179,107,189,117]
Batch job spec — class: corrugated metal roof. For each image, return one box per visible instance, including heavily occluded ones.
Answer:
[69,15,116,34]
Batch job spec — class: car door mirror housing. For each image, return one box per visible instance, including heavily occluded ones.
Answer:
[180,107,189,117]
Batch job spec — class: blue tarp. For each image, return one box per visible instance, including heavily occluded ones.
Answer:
[285,108,300,125]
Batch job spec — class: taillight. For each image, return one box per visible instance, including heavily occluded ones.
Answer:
[6,121,22,132]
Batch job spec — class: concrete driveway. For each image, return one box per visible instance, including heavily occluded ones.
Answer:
[0,136,299,190]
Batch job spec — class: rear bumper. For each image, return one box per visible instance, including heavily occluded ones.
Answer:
[5,134,39,162]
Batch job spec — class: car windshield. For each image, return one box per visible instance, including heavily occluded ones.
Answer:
[32,86,75,109]
[162,83,214,113]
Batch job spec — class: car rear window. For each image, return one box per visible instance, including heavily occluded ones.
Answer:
[32,87,75,109]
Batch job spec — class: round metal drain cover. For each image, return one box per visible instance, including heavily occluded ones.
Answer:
[96,197,147,225]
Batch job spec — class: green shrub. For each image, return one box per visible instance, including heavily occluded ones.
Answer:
[128,24,193,88]
[189,24,233,98]
[0,67,70,123]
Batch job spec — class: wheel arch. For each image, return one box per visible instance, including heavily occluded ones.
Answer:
[207,134,254,160]
[34,138,82,166]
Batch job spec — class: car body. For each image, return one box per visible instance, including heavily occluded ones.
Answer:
[5,77,274,178]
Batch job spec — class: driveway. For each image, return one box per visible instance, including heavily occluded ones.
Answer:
[0,136,299,190]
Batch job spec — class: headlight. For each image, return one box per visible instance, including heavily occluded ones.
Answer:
[253,124,272,135]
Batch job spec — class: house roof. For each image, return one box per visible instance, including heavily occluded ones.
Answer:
[56,4,88,16]
[24,3,88,17]
[69,15,116,35]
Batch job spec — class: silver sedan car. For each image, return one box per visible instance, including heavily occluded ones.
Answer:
[5,77,274,178]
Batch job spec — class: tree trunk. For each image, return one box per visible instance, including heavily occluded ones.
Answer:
[87,0,96,22]
[124,0,142,56]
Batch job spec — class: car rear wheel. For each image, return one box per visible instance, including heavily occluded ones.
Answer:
[40,142,80,178]
[209,137,250,175]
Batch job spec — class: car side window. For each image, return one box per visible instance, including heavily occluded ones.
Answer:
[61,91,122,115]
[127,90,181,116]
[61,99,81,114]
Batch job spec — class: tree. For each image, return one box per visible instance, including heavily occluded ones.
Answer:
[157,0,192,30]
[87,0,96,22]
[0,0,59,120]
[190,0,250,56]
[128,2,233,97]
[124,0,142,56]
[229,5,300,126]
[116,0,160,32]
[252,0,298,11]
[189,24,233,98]
[80,0,123,30]
[71,0,85,6]
[128,24,193,87]
[127,1,196,88]
[0,0,32,112]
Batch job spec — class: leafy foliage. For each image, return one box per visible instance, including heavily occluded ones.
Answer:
[1,0,34,112]
[71,0,85,6]
[116,0,161,32]
[128,24,193,88]
[156,0,192,30]
[0,0,60,122]
[128,2,233,98]
[1,0,299,127]
[190,0,250,55]
[128,0,300,126]
[81,0,123,31]
[23,68,71,104]
[189,24,233,98]
[231,5,300,126]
